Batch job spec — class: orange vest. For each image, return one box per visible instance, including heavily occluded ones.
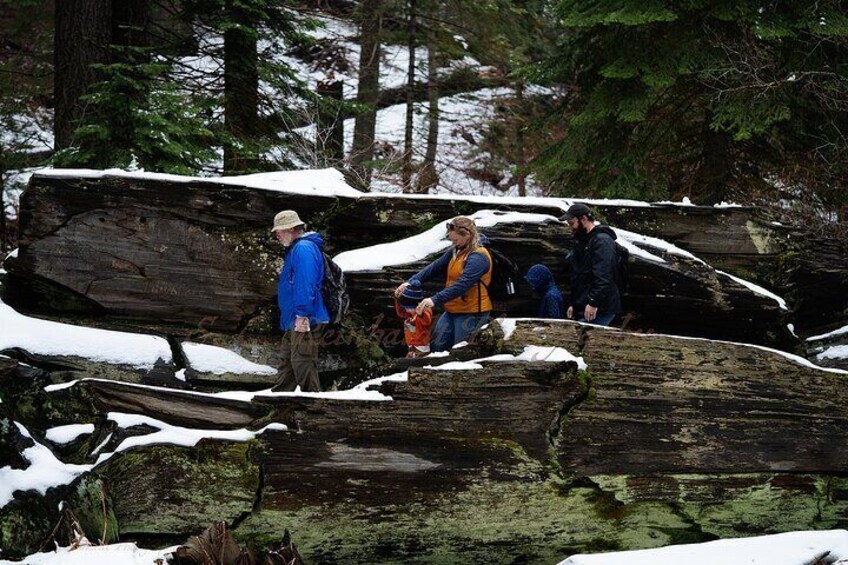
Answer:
[444,247,493,314]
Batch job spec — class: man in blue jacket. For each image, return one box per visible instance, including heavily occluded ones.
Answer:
[271,210,329,392]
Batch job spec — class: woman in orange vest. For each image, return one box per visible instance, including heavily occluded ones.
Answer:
[393,216,493,352]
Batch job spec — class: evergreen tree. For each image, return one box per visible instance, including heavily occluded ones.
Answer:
[52,0,316,175]
[532,0,848,208]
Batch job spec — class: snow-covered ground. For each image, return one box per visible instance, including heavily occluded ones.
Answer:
[558,529,848,565]
[0,538,176,565]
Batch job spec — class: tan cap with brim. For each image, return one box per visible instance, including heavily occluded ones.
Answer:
[271,210,305,233]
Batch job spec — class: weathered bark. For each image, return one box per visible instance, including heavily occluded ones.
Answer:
[53,0,112,150]
[83,379,266,429]
[537,321,848,474]
[350,0,383,186]
[223,4,259,174]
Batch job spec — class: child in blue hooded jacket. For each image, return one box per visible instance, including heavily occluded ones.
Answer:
[525,264,564,319]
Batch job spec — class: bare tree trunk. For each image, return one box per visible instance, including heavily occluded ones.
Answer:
[54,0,112,150]
[515,80,526,197]
[317,81,344,165]
[223,3,259,174]
[416,39,438,194]
[351,0,383,188]
[401,0,416,193]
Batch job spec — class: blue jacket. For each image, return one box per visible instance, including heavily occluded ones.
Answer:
[278,232,330,331]
[525,264,564,319]
[410,235,491,308]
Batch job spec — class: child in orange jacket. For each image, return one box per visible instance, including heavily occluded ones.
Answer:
[395,280,433,358]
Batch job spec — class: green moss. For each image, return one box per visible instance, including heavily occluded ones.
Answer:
[68,474,120,544]
[99,441,260,538]
[234,476,702,564]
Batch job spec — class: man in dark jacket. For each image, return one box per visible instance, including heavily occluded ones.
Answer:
[562,203,621,326]
[271,210,329,392]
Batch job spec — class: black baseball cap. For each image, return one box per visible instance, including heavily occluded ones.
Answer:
[561,203,593,220]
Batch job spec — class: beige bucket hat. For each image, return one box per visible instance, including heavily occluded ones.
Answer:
[271,210,306,233]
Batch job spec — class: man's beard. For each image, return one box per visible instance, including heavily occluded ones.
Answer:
[571,223,587,238]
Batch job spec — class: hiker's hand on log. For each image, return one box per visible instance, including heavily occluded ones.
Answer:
[294,316,311,332]
[584,305,598,322]
[394,282,409,298]
[416,298,434,315]
[566,306,573,319]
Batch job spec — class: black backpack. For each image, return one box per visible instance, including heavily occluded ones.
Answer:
[613,242,630,296]
[480,246,522,302]
[320,252,350,325]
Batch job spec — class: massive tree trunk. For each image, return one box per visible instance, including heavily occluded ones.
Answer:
[401,0,416,193]
[8,171,815,352]
[415,39,439,194]
[350,0,383,187]
[223,3,259,174]
[53,0,112,150]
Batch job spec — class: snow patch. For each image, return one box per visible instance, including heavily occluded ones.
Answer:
[44,424,95,445]
[333,209,559,272]
[424,361,483,371]
[181,342,277,375]
[34,167,363,198]
[558,529,848,565]
[0,539,177,565]
[0,423,93,508]
[0,300,172,370]
[807,324,848,342]
[817,344,848,361]
[93,413,287,465]
[44,380,78,393]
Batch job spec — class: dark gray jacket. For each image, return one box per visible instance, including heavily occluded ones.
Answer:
[566,225,621,316]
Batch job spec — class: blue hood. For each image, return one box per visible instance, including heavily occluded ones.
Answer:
[525,264,555,293]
